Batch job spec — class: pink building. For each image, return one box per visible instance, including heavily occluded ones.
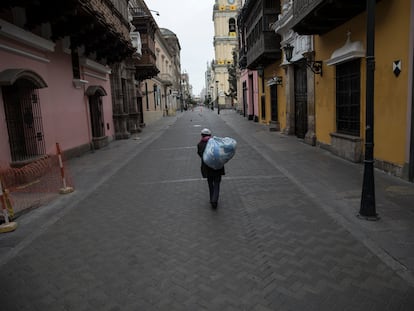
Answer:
[0,1,133,167]
[240,68,259,122]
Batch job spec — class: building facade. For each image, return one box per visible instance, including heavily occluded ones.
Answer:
[0,0,134,168]
[237,0,282,127]
[131,1,182,126]
[160,28,182,116]
[271,0,414,181]
[272,0,317,143]
[212,0,241,108]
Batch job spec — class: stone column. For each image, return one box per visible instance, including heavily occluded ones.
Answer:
[305,67,316,146]
[111,63,130,139]
[283,65,295,135]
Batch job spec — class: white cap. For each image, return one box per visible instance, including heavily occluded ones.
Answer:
[201,128,211,135]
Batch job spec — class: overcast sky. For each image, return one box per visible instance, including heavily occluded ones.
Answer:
[143,0,215,96]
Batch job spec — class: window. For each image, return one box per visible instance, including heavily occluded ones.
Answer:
[229,18,236,33]
[336,59,361,136]
[71,50,80,79]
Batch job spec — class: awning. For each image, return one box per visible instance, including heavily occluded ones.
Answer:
[85,85,107,96]
[0,69,48,88]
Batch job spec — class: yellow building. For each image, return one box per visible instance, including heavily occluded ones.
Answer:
[212,0,240,107]
[288,0,414,181]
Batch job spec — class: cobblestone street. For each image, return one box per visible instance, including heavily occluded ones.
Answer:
[1,108,414,310]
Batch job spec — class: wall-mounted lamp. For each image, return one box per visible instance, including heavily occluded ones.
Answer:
[268,76,283,86]
[283,44,323,76]
[275,76,283,85]
[149,9,160,16]
[257,66,264,77]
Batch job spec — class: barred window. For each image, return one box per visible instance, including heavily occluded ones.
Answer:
[336,59,361,136]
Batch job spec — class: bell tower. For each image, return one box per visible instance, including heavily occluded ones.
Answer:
[212,0,240,107]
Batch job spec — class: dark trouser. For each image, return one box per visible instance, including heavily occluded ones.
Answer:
[207,175,221,203]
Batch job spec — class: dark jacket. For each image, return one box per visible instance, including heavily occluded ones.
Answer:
[197,136,225,178]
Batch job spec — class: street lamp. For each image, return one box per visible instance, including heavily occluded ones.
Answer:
[359,0,379,220]
[210,86,214,110]
[283,43,323,75]
[215,80,219,115]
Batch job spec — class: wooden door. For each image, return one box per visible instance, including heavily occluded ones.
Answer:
[294,62,308,139]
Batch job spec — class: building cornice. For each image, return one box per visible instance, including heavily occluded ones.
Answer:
[0,19,55,52]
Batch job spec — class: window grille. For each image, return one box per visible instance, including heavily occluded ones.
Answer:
[3,80,46,162]
[336,59,361,136]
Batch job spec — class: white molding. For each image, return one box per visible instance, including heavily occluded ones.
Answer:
[0,19,55,52]
[326,33,365,66]
[79,58,111,74]
[0,43,50,63]
[84,71,109,81]
[73,78,89,89]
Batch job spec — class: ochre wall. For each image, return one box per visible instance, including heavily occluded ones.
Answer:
[263,62,285,128]
[315,0,411,166]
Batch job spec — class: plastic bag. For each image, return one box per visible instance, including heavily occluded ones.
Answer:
[203,136,237,170]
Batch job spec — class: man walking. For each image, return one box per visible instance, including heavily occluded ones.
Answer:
[197,128,225,209]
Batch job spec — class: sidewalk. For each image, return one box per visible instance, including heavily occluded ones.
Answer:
[219,108,414,286]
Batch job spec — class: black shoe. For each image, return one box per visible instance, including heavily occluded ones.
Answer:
[211,202,218,209]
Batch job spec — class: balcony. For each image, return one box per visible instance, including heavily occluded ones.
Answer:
[246,31,281,70]
[130,5,159,81]
[238,48,247,70]
[291,0,381,35]
[0,0,134,64]
[238,0,282,70]
[133,44,159,81]
[159,73,173,87]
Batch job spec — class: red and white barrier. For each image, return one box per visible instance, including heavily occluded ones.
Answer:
[0,178,17,233]
[56,143,74,194]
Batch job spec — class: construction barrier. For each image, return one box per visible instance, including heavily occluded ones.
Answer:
[0,177,17,233]
[0,145,74,220]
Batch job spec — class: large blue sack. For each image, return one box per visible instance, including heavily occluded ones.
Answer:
[203,136,237,170]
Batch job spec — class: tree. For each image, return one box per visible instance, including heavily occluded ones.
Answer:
[226,49,238,105]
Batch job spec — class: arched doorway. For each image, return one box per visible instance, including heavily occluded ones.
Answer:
[0,69,48,163]
[86,85,108,149]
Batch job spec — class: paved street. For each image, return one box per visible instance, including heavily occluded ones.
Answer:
[1,107,414,310]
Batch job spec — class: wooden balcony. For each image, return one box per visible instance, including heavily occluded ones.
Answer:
[0,0,134,64]
[291,0,381,35]
[246,31,281,70]
[238,0,282,70]
[238,48,248,70]
[133,44,159,81]
[130,5,159,81]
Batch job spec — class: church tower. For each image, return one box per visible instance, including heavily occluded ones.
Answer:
[212,0,240,107]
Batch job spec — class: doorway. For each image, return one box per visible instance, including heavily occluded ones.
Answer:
[294,62,308,139]
[89,94,105,138]
[270,84,278,123]
[2,79,46,162]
